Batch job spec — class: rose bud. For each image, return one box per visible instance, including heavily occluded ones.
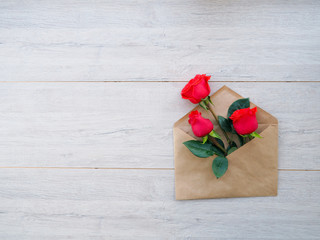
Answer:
[188,110,213,137]
[229,107,258,135]
[181,74,211,104]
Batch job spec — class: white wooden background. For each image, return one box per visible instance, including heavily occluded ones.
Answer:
[0,0,319,239]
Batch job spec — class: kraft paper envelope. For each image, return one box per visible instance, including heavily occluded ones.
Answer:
[173,86,278,200]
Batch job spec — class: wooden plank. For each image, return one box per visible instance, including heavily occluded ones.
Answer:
[0,0,319,82]
[0,169,319,239]
[0,82,318,169]
[2,1,319,29]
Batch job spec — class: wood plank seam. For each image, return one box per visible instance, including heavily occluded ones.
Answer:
[0,81,319,83]
[0,167,318,171]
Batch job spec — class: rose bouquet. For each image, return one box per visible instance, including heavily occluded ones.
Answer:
[181,74,262,179]
[173,79,278,200]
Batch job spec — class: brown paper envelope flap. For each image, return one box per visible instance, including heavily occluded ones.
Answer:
[174,86,278,141]
[213,86,278,125]
[174,122,278,200]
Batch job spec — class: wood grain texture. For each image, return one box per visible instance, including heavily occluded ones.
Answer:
[0,169,319,239]
[0,82,318,169]
[1,0,320,238]
[0,0,319,82]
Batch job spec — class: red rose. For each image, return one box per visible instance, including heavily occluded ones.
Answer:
[229,107,258,135]
[181,74,211,104]
[188,110,213,137]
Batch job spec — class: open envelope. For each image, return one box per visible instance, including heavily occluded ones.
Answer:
[173,86,278,200]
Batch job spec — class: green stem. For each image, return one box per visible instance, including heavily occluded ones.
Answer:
[205,102,232,144]
[209,138,227,155]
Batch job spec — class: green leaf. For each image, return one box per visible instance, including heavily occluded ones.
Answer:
[183,140,216,158]
[212,156,228,179]
[230,124,237,134]
[227,147,237,155]
[211,145,225,157]
[209,130,222,140]
[210,137,226,157]
[251,131,262,138]
[227,141,237,151]
[227,98,250,118]
[218,116,233,132]
[199,101,208,110]
[208,96,213,105]
[202,135,208,144]
[213,137,225,149]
